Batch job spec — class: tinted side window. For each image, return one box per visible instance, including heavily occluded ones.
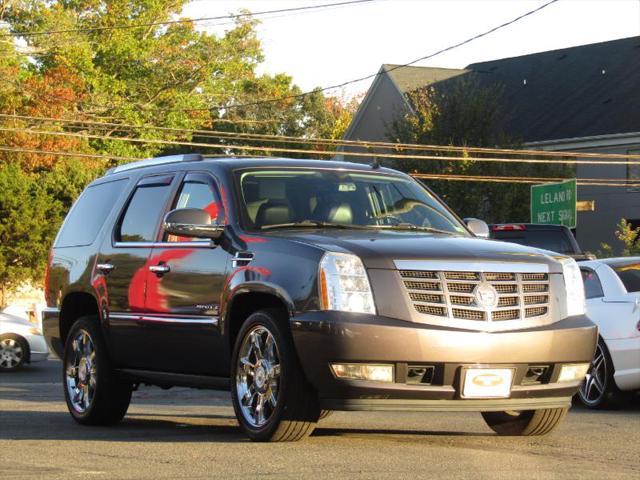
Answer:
[580,268,604,299]
[56,179,127,248]
[612,263,640,293]
[119,183,173,242]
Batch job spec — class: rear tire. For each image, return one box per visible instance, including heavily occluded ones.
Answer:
[482,408,568,436]
[63,316,132,425]
[231,308,320,442]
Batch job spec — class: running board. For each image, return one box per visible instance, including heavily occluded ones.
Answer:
[117,369,230,390]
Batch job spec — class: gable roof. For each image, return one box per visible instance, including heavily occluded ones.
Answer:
[381,64,467,93]
[466,36,640,142]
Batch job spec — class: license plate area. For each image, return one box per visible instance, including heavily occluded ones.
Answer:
[461,367,514,399]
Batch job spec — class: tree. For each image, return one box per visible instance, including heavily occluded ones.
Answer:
[0,164,48,307]
[2,1,353,163]
[599,219,640,257]
[388,75,571,223]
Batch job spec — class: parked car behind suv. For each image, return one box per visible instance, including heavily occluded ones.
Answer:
[489,224,594,261]
[44,155,597,441]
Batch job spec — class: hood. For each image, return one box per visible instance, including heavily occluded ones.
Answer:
[264,229,563,272]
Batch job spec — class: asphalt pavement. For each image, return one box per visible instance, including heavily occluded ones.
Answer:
[1,359,638,479]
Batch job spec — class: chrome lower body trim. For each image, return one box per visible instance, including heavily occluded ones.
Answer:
[394,260,550,273]
[109,313,218,326]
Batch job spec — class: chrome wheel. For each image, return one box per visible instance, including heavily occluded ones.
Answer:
[235,325,281,428]
[0,338,24,369]
[580,342,607,406]
[65,330,97,413]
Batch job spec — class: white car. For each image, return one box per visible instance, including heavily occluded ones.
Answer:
[578,258,640,408]
[0,312,49,370]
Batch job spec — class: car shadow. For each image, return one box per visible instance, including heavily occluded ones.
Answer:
[0,408,494,443]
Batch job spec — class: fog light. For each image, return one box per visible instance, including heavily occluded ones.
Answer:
[331,363,394,382]
[558,363,590,383]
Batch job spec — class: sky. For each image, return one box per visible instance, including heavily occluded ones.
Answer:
[183,0,639,99]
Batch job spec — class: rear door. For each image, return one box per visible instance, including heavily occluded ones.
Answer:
[143,172,231,375]
[96,173,177,368]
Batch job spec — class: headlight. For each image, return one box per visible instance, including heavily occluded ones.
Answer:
[560,257,585,316]
[319,252,376,314]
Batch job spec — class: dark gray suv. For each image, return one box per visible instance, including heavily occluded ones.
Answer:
[43,154,597,441]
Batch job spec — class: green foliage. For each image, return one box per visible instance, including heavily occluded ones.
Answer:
[387,75,572,223]
[0,164,48,307]
[598,219,640,257]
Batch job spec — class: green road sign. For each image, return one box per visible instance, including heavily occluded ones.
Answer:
[530,179,577,228]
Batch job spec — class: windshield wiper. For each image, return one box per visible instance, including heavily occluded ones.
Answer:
[261,220,370,231]
[370,223,458,235]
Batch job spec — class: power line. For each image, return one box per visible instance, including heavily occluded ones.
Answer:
[1,0,561,119]
[5,112,640,161]
[3,113,640,163]
[5,125,640,167]
[412,173,638,187]
[1,143,637,188]
[0,144,137,162]
[149,0,562,113]
[0,1,376,38]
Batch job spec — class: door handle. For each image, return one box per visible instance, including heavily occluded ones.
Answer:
[96,263,115,274]
[149,264,170,275]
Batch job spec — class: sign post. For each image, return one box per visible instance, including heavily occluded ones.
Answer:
[530,179,577,228]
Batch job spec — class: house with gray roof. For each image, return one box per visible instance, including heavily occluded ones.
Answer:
[342,36,640,253]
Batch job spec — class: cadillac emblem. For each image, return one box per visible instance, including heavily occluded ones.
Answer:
[474,283,499,309]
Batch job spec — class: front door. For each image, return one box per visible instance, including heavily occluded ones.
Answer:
[143,172,230,375]
[97,174,177,368]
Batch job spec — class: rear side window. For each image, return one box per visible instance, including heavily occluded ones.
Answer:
[118,181,173,242]
[580,268,604,299]
[612,262,640,293]
[55,179,127,248]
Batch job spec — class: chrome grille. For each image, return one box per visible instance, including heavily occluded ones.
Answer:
[400,269,551,323]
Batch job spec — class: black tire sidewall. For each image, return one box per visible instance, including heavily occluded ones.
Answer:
[230,310,295,440]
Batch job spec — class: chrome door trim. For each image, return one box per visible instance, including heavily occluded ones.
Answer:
[109,313,219,326]
[114,241,212,249]
[393,260,550,273]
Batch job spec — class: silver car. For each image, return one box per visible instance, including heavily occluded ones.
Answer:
[0,312,49,370]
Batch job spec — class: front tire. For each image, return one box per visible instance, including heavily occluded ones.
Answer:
[482,408,568,436]
[63,316,132,425]
[231,309,320,442]
[578,338,626,409]
[0,334,28,370]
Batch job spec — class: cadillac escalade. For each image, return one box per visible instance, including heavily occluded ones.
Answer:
[43,154,597,441]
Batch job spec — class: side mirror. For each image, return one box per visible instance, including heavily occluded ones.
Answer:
[163,208,225,240]
[464,218,490,239]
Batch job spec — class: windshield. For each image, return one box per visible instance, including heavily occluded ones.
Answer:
[236,169,468,234]
[491,230,576,254]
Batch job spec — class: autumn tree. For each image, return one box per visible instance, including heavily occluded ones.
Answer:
[388,75,571,223]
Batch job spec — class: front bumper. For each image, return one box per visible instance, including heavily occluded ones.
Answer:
[290,312,597,411]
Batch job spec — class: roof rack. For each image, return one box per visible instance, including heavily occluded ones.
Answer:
[106,153,203,175]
